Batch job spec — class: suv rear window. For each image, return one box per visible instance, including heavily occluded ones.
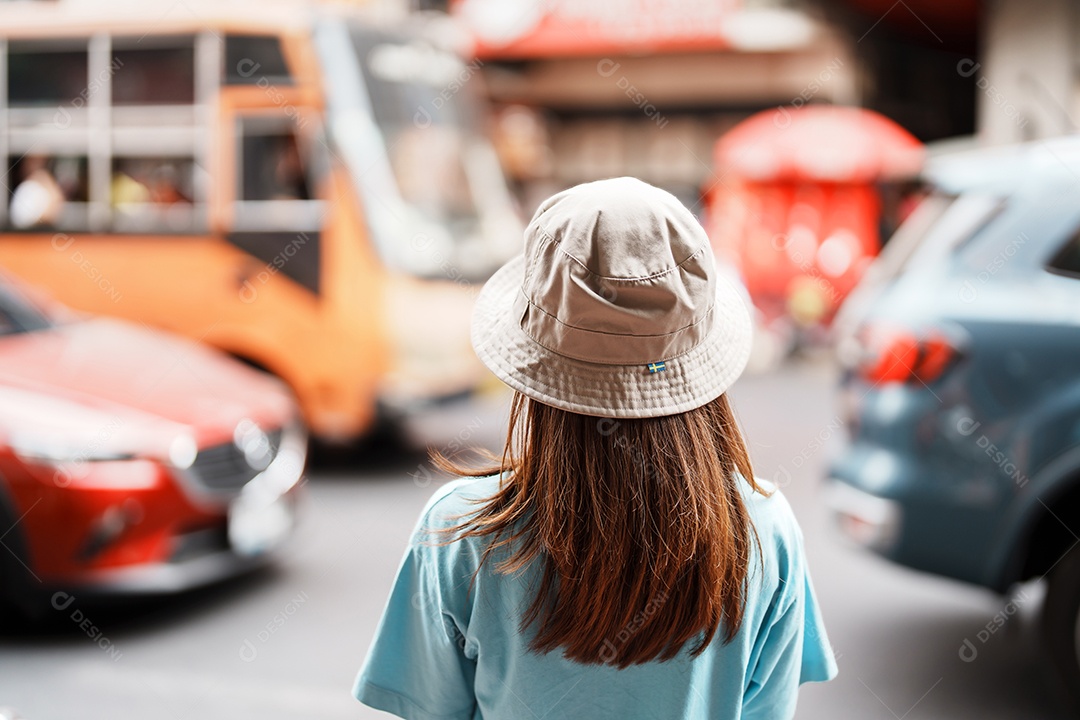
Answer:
[893,193,1005,277]
[1048,231,1080,278]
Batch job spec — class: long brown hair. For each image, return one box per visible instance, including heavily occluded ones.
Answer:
[434,391,766,669]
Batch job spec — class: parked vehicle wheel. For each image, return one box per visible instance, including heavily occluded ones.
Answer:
[1043,547,1080,709]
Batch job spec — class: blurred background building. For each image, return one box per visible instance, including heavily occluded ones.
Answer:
[444,0,969,214]
[410,0,1079,215]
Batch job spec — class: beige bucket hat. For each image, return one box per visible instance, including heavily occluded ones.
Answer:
[471,177,752,419]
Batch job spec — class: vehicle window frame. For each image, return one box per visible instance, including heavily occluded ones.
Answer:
[231,113,326,234]
[223,34,293,87]
[1,31,218,235]
[868,191,958,283]
[0,283,53,337]
[227,112,327,296]
[920,192,1008,274]
[5,37,90,108]
[1,38,5,230]
[110,34,196,107]
[1046,228,1080,280]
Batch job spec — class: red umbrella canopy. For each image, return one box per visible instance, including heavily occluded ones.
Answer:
[715,105,924,183]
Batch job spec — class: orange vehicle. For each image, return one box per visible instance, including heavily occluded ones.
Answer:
[0,2,520,443]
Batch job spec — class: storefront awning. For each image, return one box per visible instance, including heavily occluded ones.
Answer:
[716,105,924,183]
[453,0,819,59]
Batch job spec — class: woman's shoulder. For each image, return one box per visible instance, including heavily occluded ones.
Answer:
[406,475,503,577]
[739,476,807,553]
[415,474,503,532]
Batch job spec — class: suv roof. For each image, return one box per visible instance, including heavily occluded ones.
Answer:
[926,135,1080,197]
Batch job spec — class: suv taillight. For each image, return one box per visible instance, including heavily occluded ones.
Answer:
[857,326,960,385]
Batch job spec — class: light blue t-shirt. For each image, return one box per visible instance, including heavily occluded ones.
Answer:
[355,475,837,720]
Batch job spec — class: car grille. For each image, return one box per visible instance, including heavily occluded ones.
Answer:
[188,427,284,493]
[169,523,229,563]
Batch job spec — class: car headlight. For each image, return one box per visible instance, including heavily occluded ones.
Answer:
[8,433,136,464]
[168,434,199,469]
[0,386,179,467]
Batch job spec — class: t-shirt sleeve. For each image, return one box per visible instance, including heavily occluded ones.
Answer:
[742,549,838,719]
[796,569,838,684]
[353,492,478,720]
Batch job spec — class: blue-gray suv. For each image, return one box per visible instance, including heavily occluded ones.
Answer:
[828,137,1080,703]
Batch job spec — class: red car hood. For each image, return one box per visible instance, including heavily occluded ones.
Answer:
[0,318,295,447]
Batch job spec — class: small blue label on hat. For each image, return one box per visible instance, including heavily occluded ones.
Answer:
[647,361,667,373]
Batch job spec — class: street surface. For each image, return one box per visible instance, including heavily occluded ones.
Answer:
[0,359,1069,719]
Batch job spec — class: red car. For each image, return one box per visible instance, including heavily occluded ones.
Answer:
[0,278,305,612]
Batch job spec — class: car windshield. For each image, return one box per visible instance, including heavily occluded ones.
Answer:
[0,283,53,337]
[352,27,481,230]
[315,18,518,280]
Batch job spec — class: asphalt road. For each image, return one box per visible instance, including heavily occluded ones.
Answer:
[0,358,1071,719]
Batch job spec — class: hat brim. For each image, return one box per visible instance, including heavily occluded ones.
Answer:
[471,254,753,419]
